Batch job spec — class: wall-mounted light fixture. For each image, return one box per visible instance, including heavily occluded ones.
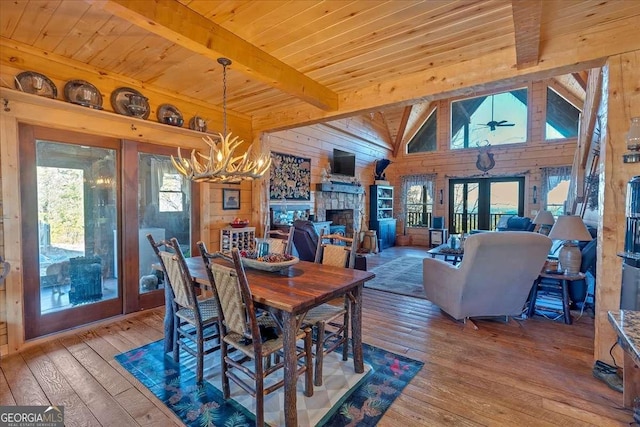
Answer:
[533,185,537,204]
[439,189,444,205]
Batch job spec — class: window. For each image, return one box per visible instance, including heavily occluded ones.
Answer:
[401,175,435,228]
[407,108,437,153]
[541,166,571,216]
[450,88,528,149]
[545,87,581,140]
[159,172,184,212]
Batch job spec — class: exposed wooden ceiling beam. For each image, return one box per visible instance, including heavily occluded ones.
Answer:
[254,14,640,132]
[93,0,338,112]
[511,0,542,69]
[572,71,588,91]
[392,106,412,157]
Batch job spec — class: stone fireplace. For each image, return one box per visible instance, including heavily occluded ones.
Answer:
[326,209,354,235]
[315,183,365,237]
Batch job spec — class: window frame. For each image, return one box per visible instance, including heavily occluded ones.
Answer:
[449,87,530,150]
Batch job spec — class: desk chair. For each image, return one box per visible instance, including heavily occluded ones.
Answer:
[148,235,220,384]
[198,243,313,427]
[306,229,358,386]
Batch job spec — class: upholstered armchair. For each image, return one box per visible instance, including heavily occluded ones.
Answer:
[422,231,552,323]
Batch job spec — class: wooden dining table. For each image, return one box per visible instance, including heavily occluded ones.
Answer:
[182,255,375,427]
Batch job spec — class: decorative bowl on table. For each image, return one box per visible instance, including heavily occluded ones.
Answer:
[229,220,249,228]
[238,250,299,271]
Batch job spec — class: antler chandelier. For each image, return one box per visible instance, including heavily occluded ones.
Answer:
[172,58,271,183]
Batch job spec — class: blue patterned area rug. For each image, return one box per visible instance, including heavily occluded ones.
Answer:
[115,340,423,426]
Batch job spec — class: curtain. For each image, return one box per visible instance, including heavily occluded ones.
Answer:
[400,174,436,232]
[541,165,571,208]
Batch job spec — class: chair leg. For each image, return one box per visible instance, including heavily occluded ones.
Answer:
[314,322,325,387]
[221,343,230,398]
[304,329,313,397]
[255,357,265,427]
[342,309,349,361]
[172,316,180,363]
[196,327,204,384]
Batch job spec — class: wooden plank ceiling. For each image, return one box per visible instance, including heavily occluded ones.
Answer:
[1,0,639,152]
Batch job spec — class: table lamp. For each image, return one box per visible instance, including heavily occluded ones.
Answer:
[533,210,555,235]
[547,215,593,275]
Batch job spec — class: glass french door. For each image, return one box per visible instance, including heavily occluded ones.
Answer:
[20,127,199,339]
[21,126,123,339]
[449,177,524,234]
[125,141,199,311]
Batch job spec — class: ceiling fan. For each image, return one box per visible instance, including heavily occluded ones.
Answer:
[480,95,515,131]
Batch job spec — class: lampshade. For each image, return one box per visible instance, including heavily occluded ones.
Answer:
[548,215,593,275]
[547,215,593,241]
[533,210,555,226]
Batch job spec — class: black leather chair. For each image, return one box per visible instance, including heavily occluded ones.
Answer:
[569,238,597,308]
[292,220,319,262]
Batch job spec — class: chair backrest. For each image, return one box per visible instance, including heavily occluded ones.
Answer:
[198,243,259,343]
[455,231,551,318]
[148,235,197,311]
[314,229,357,269]
[292,220,320,262]
[264,226,294,255]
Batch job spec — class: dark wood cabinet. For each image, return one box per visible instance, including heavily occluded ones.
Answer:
[369,185,396,249]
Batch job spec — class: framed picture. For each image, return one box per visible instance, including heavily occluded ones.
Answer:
[222,188,240,210]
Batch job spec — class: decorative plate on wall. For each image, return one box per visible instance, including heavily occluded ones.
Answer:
[15,71,58,99]
[157,104,184,127]
[111,87,150,119]
[189,116,207,132]
[64,80,103,109]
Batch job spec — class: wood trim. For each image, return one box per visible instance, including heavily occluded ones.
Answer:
[393,106,412,157]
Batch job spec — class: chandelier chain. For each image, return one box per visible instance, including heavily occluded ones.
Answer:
[171,57,272,183]
[222,60,227,136]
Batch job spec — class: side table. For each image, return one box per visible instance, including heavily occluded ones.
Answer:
[528,271,585,324]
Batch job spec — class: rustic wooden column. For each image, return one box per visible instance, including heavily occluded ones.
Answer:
[595,50,640,363]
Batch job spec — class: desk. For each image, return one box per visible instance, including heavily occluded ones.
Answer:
[184,256,375,427]
[528,271,585,324]
[607,310,640,409]
[427,244,463,265]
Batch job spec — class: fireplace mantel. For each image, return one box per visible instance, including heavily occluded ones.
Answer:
[316,182,365,195]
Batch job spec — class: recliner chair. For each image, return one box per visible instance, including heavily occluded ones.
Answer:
[422,231,552,325]
[292,220,320,262]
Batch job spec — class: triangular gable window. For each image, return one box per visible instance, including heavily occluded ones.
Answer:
[407,108,437,153]
[546,87,581,140]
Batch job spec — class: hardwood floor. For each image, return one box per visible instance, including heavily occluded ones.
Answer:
[1,246,632,426]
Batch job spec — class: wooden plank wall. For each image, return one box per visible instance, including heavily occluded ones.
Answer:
[386,80,577,240]
[263,118,391,229]
[595,51,640,365]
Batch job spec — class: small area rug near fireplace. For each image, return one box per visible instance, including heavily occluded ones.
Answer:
[115,339,423,426]
[365,256,426,299]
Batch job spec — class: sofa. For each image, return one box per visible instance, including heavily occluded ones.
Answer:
[422,231,552,321]
[496,215,535,232]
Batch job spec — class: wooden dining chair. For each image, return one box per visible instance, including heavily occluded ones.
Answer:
[148,235,220,384]
[264,225,295,255]
[197,243,313,426]
[306,229,358,386]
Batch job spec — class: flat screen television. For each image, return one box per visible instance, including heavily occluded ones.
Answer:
[332,149,356,177]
